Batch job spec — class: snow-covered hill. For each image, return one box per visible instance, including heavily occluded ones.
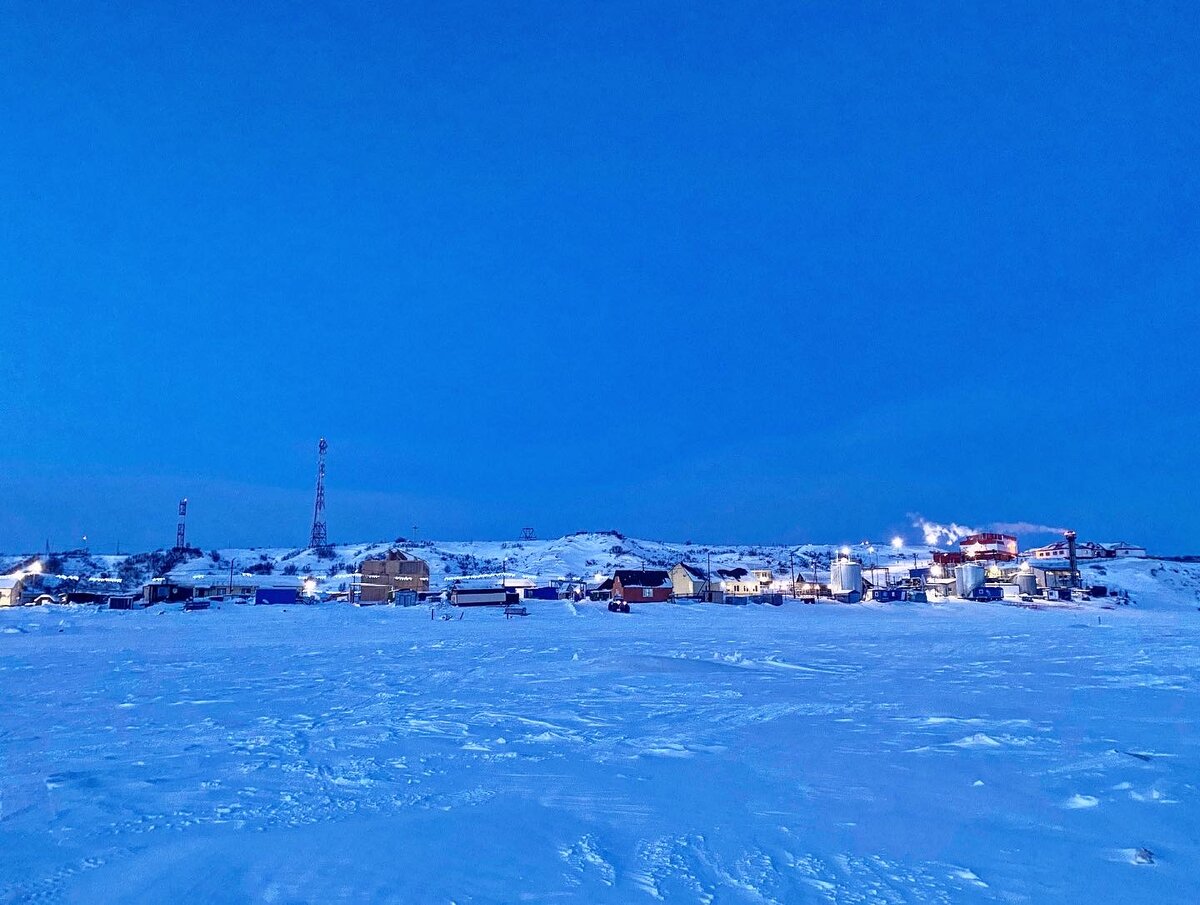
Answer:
[5,532,888,595]
[6,533,1200,612]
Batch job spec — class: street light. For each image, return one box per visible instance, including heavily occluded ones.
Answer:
[891,536,904,551]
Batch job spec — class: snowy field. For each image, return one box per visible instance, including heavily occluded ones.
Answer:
[1,598,1198,903]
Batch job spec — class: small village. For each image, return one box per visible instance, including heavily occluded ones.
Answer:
[0,528,1151,614]
[0,444,1156,613]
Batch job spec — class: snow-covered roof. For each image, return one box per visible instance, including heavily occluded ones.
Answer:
[715,567,752,581]
[0,576,22,589]
[158,572,303,589]
[614,569,672,588]
[674,562,708,580]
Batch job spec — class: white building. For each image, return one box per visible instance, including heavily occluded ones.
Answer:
[1025,541,1105,561]
[670,562,710,598]
[752,569,775,588]
[0,576,24,607]
[1104,542,1147,558]
[712,568,762,597]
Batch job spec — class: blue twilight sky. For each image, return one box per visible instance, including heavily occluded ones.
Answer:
[1,2,1198,554]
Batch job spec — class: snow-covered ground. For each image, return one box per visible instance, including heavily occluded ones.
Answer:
[2,592,1198,903]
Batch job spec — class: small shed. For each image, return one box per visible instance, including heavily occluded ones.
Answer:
[588,578,614,602]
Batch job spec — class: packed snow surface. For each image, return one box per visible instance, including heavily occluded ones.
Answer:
[1,598,1198,903]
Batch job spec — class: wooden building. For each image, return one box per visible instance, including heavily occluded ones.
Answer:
[612,569,672,603]
[670,562,709,599]
[358,551,431,602]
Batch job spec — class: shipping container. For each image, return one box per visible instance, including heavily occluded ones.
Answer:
[451,587,517,607]
[255,587,299,605]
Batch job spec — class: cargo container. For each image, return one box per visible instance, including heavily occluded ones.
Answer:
[255,587,299,605]
[965,585,1003,601]
[451,587,518,607]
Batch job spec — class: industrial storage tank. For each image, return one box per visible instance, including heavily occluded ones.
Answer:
[831,560,863,600]
[1016,571,1038,596]
[954,563,985,597]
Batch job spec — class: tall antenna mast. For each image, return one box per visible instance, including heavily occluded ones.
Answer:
[310,438,329,550]
[175,498,188,551]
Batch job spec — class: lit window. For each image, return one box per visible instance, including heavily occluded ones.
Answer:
[643,588,653,598]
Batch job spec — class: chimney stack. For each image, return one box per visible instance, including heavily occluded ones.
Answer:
[1065,530,1079,588]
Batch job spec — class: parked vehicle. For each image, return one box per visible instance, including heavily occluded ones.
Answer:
[607,598,631,614]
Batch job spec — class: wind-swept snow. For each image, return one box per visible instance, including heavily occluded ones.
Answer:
[1,598,1198,903]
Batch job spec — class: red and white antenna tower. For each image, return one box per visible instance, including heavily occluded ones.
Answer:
[175,498,188,551]
[310,438,329,550]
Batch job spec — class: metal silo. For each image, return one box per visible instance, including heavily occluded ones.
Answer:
[831,560,863,599]
[954,563,985,597]
[1016,570,1038,596]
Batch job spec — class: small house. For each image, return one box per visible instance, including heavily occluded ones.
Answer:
[712,567,761,598]
[670,562,710,599]
[1025,541,1105,561]
[612,569,672,603]
[588,578,614,601]
[0,575,24,607]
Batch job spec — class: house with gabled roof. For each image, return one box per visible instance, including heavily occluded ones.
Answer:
[670,562,710,599]
[712,567,761,598]
[612,569,673,603]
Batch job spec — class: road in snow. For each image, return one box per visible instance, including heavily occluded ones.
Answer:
[1,599,1197,903]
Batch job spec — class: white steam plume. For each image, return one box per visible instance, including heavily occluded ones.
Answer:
[908,514,978,547]
[988,521,1069,536]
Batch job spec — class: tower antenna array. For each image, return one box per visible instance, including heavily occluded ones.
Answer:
[175,498,188,551]
[310,439,329,550]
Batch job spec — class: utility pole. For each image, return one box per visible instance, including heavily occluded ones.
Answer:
[789,551,796,598]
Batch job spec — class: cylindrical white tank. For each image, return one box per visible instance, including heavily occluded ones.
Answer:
[1016,571,1037,596]
[955,563,985,597]
[831,560,863,596]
